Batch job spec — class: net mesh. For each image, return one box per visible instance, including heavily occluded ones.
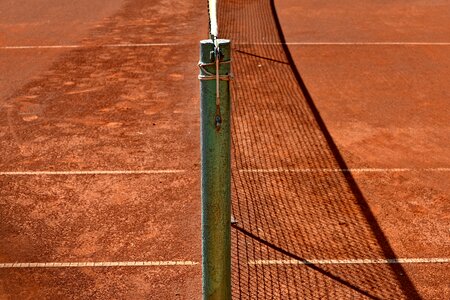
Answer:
[215,0,419,299]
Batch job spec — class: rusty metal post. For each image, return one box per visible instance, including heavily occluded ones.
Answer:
[199,39,232,300]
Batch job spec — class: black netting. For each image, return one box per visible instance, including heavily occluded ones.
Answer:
[218,0,421,298]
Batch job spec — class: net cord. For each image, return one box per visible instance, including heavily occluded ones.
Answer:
[208,1,221,110]
[208,0,219,42]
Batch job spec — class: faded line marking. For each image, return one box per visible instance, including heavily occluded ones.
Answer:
[0,170,186,176]
[65,87,101,95]
[2,42,450,50]
[238,42,450,46]
[104,43,188,47]
[1,45,84,49]
[239,168,450,173]
[0,43,190,50]
[249,258,450,266]
[0,261,199,269]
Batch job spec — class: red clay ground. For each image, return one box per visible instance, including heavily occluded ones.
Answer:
[1,0,449,299]
[0,0,207,298]
[0,0,124,100]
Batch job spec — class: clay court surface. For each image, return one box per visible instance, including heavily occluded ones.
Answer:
[0,0,449,299]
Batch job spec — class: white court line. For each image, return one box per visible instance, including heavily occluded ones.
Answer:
[0,43,188,50]
[239,42,450,46]
[1,42,450,50]
[1,45,83,49]
[0,170,186,176]
[249,258,450,266]
[0,261,198,269]
[1,168,447,176]
[239,168,450,173]
[104,43,186,47]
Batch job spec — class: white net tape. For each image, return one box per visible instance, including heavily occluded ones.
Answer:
[208,0,218,41]
[208,0,221,109]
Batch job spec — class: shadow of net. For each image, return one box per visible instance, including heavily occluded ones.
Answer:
[218,0,420,298]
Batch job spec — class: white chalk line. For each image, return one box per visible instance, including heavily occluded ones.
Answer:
[0,170,186,176]
[0,261,198,269]
[249,258,450,266]
[1,42,450,50]
[1,45,83,49]
[240,42,450,46]
[1,168,448,176]
[0,43,188,50]
[239,168,450,173]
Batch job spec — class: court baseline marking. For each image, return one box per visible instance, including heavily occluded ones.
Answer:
[1,42,450,50]
[1,168,448,176]
[0,168,448,176]
[0,261,198,269]
[239,168,450,173]
[249,258,450,266]
[0,170,186,176]
[242,42,450,46]
[2,257,448,269]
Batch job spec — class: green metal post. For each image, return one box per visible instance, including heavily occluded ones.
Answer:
[199,39,232,300]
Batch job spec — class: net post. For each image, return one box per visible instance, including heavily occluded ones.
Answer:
[199,39,232,300]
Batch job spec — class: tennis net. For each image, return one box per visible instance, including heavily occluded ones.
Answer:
[207,0,417,299]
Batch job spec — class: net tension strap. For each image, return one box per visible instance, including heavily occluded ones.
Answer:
[198,0,232,128]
